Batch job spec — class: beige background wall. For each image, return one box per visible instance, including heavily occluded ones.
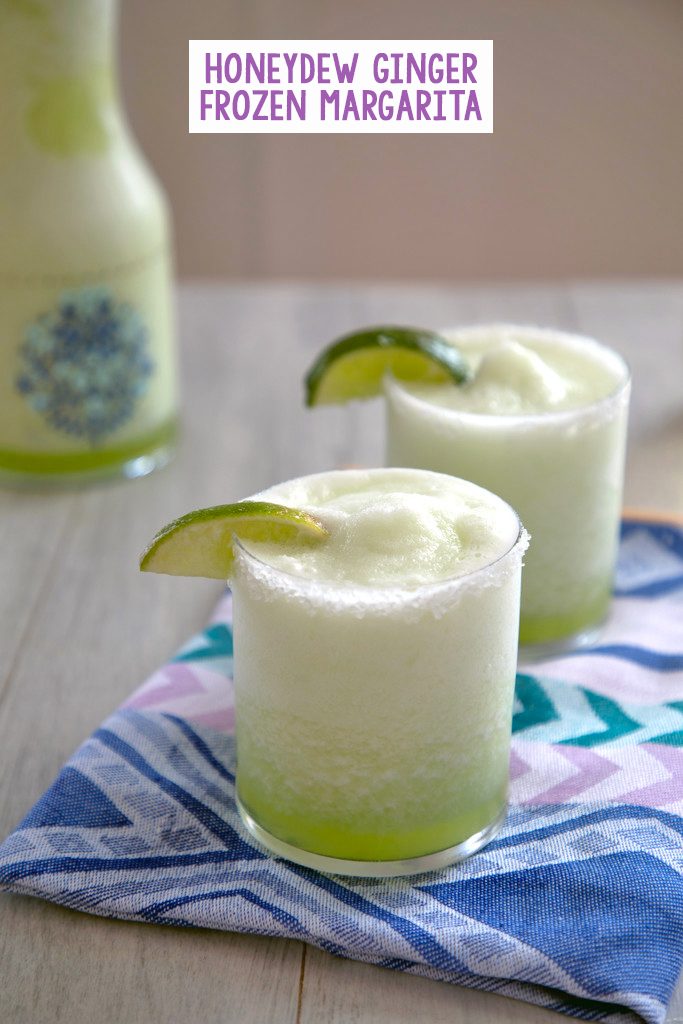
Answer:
[120,0,683,281]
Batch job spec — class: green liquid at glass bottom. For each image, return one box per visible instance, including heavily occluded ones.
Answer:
[0,415,178,486]
[237,773,507,863]
[519,584,612,646]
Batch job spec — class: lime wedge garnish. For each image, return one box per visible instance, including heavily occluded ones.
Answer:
[140,501,329,579]
[304,325,472,406]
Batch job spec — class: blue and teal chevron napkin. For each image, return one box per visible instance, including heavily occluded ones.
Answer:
[2,515,683,1024]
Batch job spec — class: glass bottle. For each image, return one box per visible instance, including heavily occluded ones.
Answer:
[0,0,179,483]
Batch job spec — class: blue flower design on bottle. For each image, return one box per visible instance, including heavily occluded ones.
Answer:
[15,286,154,444]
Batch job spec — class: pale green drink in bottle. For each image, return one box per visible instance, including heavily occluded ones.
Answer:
[0,0,178,482]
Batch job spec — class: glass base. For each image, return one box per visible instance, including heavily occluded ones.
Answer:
[518,619,605,664]
[0,417,178,490]
[236,795,507,878]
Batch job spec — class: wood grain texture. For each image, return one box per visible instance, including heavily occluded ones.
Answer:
[0,895,302,1024]
[1,282,682,1023]
[0,490,76,699]
[300,949,565,1024]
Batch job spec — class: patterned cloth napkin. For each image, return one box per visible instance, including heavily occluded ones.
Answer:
[1,516,683,1024]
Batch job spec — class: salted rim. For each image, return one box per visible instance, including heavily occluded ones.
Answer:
[385,323,631,429]
[231,468,528,617]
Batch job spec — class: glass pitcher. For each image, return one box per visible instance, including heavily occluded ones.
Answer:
[0,0,179,484]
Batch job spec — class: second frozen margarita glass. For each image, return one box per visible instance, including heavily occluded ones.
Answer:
[384,326,630,649]
[304,323,630,651]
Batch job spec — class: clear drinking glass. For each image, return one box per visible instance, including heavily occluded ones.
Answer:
[385,326,630,653]
[231,468,527,877]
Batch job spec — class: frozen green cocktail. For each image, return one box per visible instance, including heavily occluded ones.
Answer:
[231,468,525,875]
[141,468,526,876]
[384,326,630,648]
[304,323,630,650]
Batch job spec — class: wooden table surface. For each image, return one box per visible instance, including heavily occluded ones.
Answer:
[1,281,682,1024]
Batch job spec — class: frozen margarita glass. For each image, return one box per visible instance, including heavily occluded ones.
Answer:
[384,325,630,648]
[230,468,526,875]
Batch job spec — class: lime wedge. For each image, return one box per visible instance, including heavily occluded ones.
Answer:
[304,325,472,406]
[140,501,329,579]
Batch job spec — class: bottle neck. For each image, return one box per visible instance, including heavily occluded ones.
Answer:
[0,0,126,159]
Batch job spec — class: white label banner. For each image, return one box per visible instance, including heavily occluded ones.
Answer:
[188,40,493,134]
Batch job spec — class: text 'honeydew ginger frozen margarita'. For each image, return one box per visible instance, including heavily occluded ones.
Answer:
[141,468,527,877]
[304,324,630,651]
